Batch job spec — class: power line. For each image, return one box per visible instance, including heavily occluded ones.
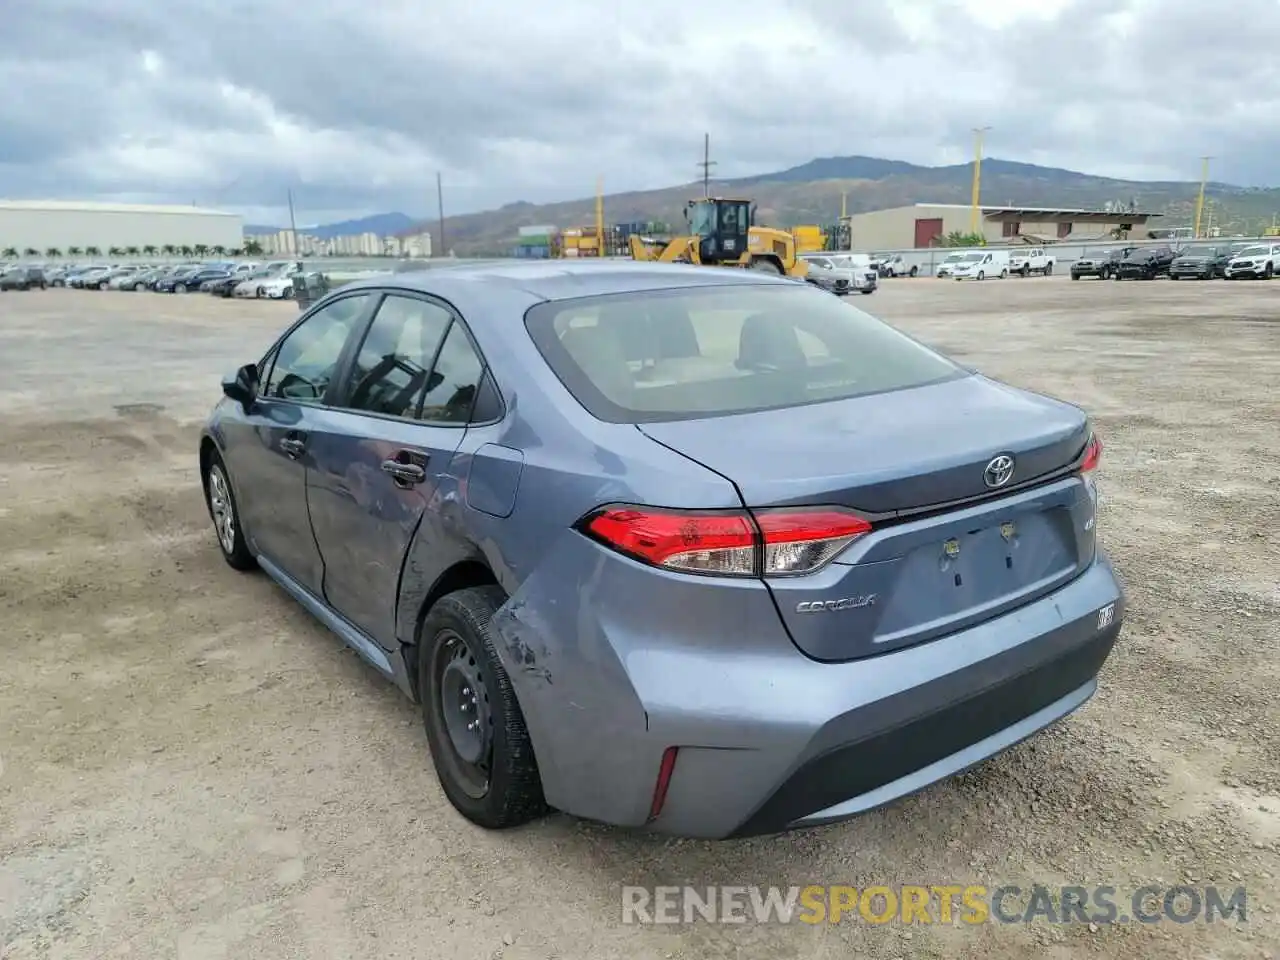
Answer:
[697,133,717,198]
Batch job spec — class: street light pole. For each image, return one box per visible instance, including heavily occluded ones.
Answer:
[970,126,992,235]
[1193,156,1212,239]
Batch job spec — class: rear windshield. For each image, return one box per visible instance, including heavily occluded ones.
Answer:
[524,283,963,423]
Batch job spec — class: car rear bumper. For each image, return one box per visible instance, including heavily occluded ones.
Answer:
[494,535,1125,839]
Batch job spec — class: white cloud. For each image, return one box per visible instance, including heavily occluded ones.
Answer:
[1,0,1278,224]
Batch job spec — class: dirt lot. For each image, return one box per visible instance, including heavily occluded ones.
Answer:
[1,278,1277,960]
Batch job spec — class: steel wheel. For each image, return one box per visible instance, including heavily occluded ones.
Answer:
[430,629,494,799]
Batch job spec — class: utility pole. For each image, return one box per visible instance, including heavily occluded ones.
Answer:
[436,172,446,258]
[286,188,299,256]
[970,126,992,234]
[697,133,717,198]
[1193,156,1212,239]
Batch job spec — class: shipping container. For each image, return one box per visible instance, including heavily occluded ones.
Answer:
[517,234,552,247]
[513,244,550,259]
[519,224,557,238]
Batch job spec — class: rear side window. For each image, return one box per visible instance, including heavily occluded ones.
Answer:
[524,283,962,423]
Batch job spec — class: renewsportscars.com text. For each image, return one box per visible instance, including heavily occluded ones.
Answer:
[621,884,1248,926]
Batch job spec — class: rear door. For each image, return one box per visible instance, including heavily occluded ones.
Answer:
[305,291,490,649]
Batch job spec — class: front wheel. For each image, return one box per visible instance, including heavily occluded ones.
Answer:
[860,288,874,295]
[175,283,187,294]
[420,586,547,830]
[976,271,985,281]
[1000,268,1009,279]
[1100,267,1111,280]
[1044,263,1053,276]
[1266,263,1274,279]
[909,265,919,277]
[203,456,255,571]
[134,282,145,291]
[1021,264,1030,277]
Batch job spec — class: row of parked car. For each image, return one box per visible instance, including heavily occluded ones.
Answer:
[1070,241,1280,281]
[0,259,307,298]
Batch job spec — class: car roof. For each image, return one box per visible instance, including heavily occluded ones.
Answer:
[337,259,797,304]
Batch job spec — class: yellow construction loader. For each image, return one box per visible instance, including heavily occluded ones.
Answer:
[627,197,808,277]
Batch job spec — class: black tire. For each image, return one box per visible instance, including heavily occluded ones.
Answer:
[747,258,783,274]
[202,453,256,571]
[909,265,918,277]
[175,282,187,294]
[1071,273,1080,281]
[1044,263,1053,276]
[98,281,108,290]
[1100,266,1111,280]
[1021,264,1030,277]
[860,288,874,294]
[419,586,547,830]
[1266,263,1274,280]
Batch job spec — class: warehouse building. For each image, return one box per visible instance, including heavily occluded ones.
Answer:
[845,203,1161,251]
[0,200,243,253]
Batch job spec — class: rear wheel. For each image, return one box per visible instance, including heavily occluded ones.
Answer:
[1100,266,1111,280]
[420,586,547,830]
[1266,263,1274,279]
[1021,264,1030,277]
[977,270,985,281]
[1044,263,1053,276]
[909,265,919,277]
[175,282,187,294]
[748,258,783,274]
[1000,268,1008,279]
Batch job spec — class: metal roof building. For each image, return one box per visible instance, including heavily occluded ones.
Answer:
[844,202,1162,251]
[0,200,244,253]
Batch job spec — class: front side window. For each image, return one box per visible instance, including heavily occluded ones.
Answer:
[341,294,452,418]
[525,283,962,423]
[262,294,373,401]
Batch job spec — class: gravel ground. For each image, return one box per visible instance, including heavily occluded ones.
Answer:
[1,279,1277,960]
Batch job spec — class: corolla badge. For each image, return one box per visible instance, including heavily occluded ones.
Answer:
[796,596,878,613]
[984,454,1015,488]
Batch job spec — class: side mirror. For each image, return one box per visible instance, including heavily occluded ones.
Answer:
[222,362,258,409]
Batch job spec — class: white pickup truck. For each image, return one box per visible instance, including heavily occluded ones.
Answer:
[1008,247,1056,276]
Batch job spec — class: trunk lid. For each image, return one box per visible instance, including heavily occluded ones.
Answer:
[638,375,1097,661]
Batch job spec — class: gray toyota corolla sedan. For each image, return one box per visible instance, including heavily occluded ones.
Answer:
[199,260,1124,839]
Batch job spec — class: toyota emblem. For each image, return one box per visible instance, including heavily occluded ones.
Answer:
[984,454,1015,488]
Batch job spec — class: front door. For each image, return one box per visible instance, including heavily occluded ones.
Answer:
[222,292,376,595]
[306,293,489,648]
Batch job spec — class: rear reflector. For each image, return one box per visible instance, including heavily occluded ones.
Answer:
[649,746,679,820]
[1080,433,1102,473]
[580,504,872,577]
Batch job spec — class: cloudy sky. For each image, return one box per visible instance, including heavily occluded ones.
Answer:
[3,0,1278,226]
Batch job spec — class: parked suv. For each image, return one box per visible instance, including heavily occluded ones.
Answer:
[1115,245,1176,280]
[1224,243,1279,279]
[199,262,1124,840]
[0,266,47,290]
[1008,247,1055,277]
[1070,247,1135,281]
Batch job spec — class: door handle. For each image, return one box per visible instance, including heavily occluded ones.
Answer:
[280,437,306,459]
[381,458,427,485]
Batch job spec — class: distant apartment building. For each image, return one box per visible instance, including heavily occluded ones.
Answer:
[253,227,433,258]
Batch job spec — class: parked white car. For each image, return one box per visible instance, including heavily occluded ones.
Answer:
[257,274,297,299]
[233,262,303,298]
[949,250,1009,281]
[872,253,918,278]
[1008,247,1056,276]
[935,252,968,278]
[1224,243,1279,279]
[801,253,878,295]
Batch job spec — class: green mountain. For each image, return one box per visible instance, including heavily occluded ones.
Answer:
[412,156,1280,255]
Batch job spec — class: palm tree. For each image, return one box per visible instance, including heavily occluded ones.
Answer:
[125,246,140,256]
[85,246,101,257]
[2,247,17,259]
[143,245,157,256]
[193,244,209,257]
[45,248,62,258]
[179,245,194,257]
[228,247,244,257]
[212,245,226,256]
[243,239,264,255]
[161,244,176,256]
[23,247,39,257]
[67,246,82,256]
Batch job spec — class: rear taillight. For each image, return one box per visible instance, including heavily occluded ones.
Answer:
[1080,433,1102,474]
[580,504,872,577]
